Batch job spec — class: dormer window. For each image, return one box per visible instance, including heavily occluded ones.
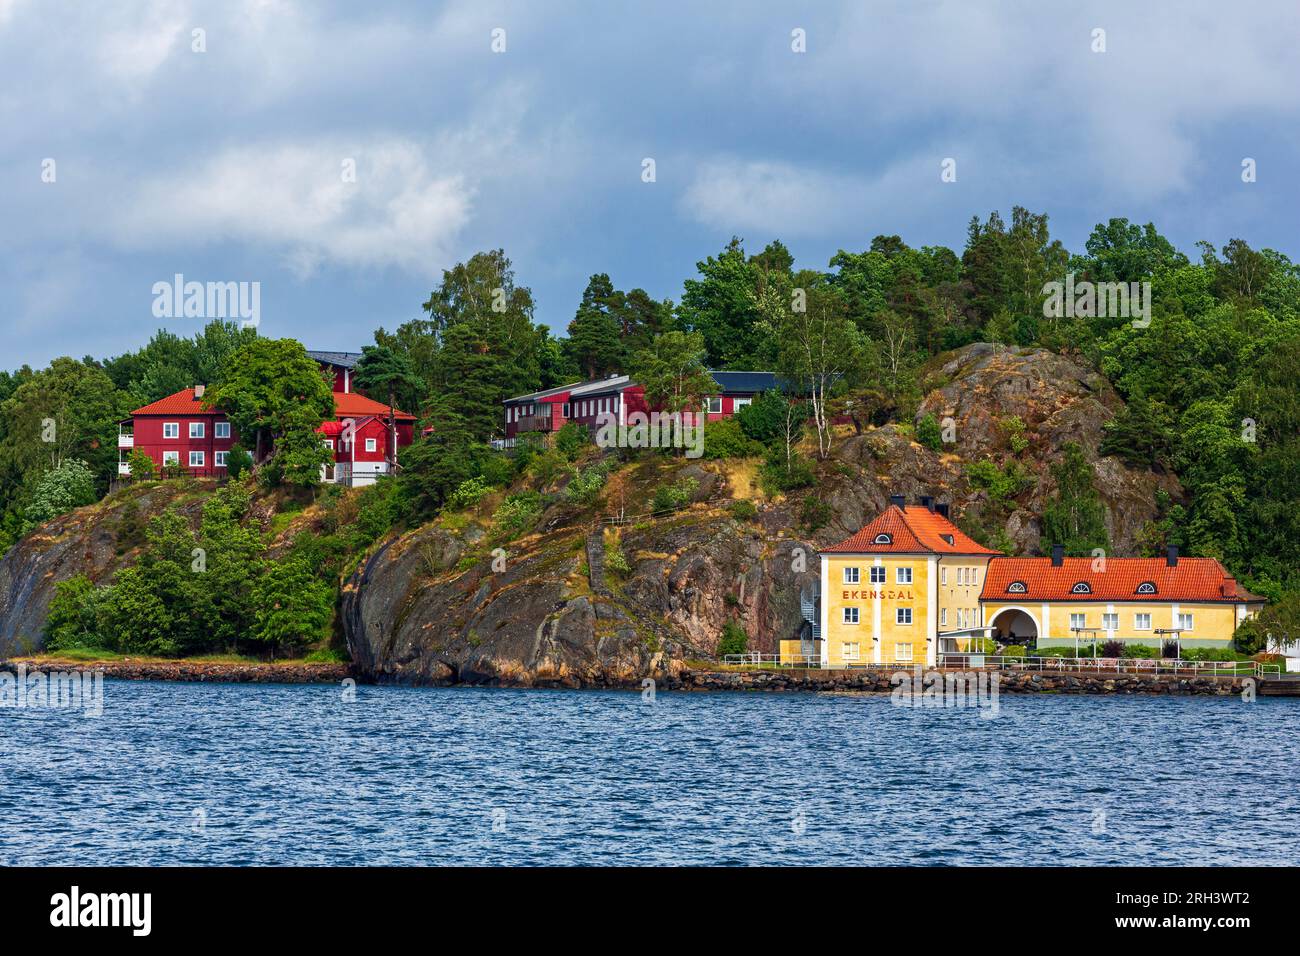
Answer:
[1071,582,1092,594]
[873,533,893,545]
[940,534,954,545]
[1135,581,1157,595]
[1006,581,1027,594]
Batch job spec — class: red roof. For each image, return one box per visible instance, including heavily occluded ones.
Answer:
[131,387,414,421]
[981,557,1263,604]
[130,388,220,416]
[822,504,1001,555]
[333,391,414,421]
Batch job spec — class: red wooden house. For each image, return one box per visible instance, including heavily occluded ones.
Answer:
[502,370,775,442]
[119,351,416,487]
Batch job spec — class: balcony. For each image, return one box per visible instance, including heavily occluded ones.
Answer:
[118,430,134,449]
[513,409,553,433]
[117,461,131,475]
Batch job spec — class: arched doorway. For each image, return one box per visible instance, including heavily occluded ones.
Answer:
[988,607,1039,646]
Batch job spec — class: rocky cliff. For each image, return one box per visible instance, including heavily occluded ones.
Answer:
[0,343,1183,673]
[343,344,1183,686]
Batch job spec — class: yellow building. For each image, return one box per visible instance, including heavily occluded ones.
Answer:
[788,496,1265,667]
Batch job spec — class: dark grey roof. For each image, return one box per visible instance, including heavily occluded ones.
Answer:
[307,350,363,368]
[708,370,777,394]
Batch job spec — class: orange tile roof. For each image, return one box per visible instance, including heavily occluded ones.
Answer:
[822,504,1001,555]
[132,387,413,421]
[130,388,218,416]
[333,391,414,421]
[982,557,1263,604]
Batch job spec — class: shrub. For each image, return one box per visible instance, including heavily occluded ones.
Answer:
[44,574,102,650]
[718,620,748,657]
[603,528,630,577]
[915,413,944,451]
[21,458,97,532]
[448,476,491,510]
[651,476,698,512]
[759,449,815,496]
[1182,646,1238,662]
[528,449,567,486]
[965,457,1032,502]
[126,449,155,480]
[554,422,588,461]
[492,491,543,539]
[1161,640,1180,659]
[565,461,610,505]
[1101,639,1125,658]
[1001,644,1026,658]
[798,494,831,533]
[999,415,1030,454]
[225,444,253,481]
[702,417,763,459]
[729,499,759,522]
[736,390,805,444]
[1122,643,1160,659]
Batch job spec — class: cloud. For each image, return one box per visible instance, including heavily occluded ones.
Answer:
[114,140,474,276]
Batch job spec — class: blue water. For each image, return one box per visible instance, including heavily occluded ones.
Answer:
[1,680,1296,865]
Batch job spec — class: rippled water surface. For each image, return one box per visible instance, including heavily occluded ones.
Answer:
[2,679,1297,865]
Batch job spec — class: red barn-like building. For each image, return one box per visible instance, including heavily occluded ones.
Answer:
[502,370,775,443]
[118,351,416,487]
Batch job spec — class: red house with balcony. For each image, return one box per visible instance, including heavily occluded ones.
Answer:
[118,350,416,487]
[502,370,776,442]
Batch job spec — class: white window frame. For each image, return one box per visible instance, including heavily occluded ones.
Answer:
[895,642,913,662]
[842,641,860,661]
[843,566,860,585]
[896,607,913,625]
[957,608,964,629]
[870,566,885,584]
[940,566,947,585]
[214,451,227,467]
[163,422,179,439]
[365,437,377,452]
[706,396,723,414]
[215,421,230,439]
[1102,613,1118,632]
[189,421,204,439]
[1178,613,1194,632]
[896,566,913,585]
[162,450,179,466]
[939,607,947,627]
[842,607,860,625]
[1070,612,1086,630]
[733,398,752,410]
[188,450,204,467]
[1135,613,1152,630]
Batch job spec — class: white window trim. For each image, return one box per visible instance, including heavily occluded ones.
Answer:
[1178,613,1194,632]
[896,607,913,625]
[1134,613,1152,630]
[365,437,377,452]
[1070,613,1086,630]
[895,642,913,662]
[842,641,860,661]
[896,566,912,585]
[162,451,179,465]
[939,608,947,627]
[706,396,723,414]
[215,451,228,467]
[870,566,885,584]
[215,422,230,439]
[842,607,860,625]
[189,421,204,439]
[843,567,860,585]
[188,450,204,467]
[163,422,179,439]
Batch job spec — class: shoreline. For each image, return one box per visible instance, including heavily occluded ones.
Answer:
[1,656,354,685]
[2,657,1285,696]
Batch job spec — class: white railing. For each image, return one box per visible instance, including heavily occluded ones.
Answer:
[720,652,1281,678]
[117,433,133,448]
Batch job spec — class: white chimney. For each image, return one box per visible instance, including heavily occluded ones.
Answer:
[194,384,205,399]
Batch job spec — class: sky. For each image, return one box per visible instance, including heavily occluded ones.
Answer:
[2,0,1299,369]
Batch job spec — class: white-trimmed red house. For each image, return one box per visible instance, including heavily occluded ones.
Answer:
[502,370,776,442]
[118,352,416,487]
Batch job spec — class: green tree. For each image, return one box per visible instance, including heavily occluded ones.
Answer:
[629,331,717,419]
[206,337,335,468]
[1041,442,1110,555]
[253,558,335,654]
[21,458,98,532]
